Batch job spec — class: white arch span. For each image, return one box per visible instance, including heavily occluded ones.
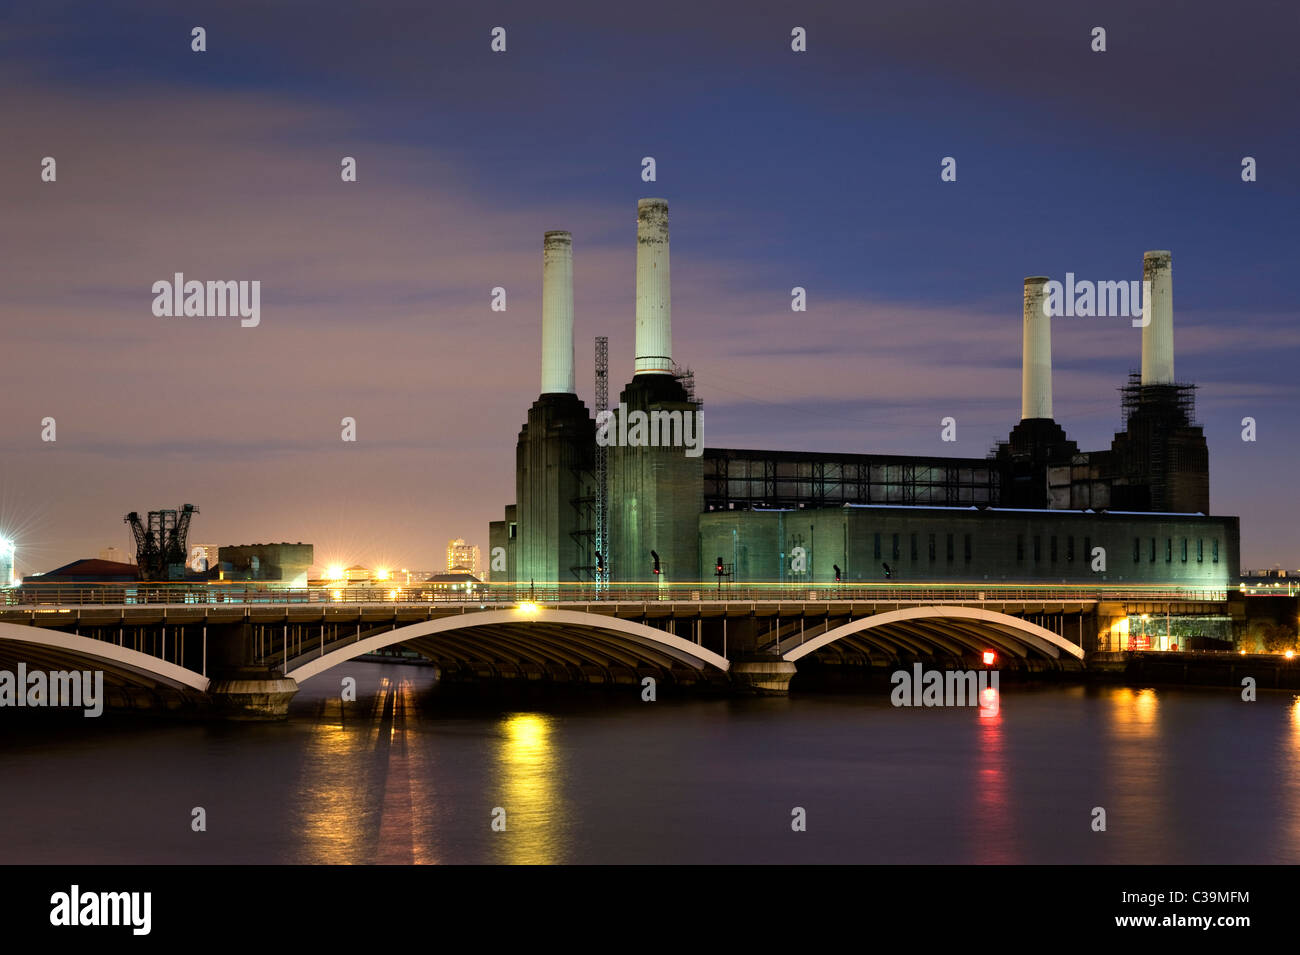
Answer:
[0,620,211,692]
[783,605,1086,663]
[286,607,731,683]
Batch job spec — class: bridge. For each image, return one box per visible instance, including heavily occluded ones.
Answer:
[0,582,1235,716]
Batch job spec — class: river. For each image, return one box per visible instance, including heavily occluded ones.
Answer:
[2,662,1296,864]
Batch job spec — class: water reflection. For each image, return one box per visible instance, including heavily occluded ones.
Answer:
[493,713,564,864]
[292,676,440,864]
[1105,687,1166,858]
[1282,697,1300,854]
[973,686,1017,862]
[293,683,385,864]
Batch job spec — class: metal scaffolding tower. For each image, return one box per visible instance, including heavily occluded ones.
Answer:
[594,335,609,588]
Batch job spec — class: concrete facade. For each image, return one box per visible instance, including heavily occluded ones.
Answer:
[700,506,1239,586]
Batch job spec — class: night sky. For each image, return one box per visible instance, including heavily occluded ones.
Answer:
[2,0,1297,575]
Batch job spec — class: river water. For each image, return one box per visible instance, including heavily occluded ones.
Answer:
[2,662,1297,864]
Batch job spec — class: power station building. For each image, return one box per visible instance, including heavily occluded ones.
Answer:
[491,203,1237,588]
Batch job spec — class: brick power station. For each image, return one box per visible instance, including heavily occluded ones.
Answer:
[490,201,1237,589]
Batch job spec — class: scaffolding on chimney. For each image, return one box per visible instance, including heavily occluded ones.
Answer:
[594,335,609,589]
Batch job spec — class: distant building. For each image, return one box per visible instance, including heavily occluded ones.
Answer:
[97,546,132,564]
[0,537,15,588]
[188,543,218,572]
[23,558,141,585]
[446,539,481,576]
[218,543,313,587]
[423,572,481,595]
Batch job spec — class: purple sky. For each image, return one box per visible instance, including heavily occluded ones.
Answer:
[1,0,1297,575]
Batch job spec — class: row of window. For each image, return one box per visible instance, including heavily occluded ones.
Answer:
[865,531,1223,566]
[1130,536,1218,564]
[874,532,973,563]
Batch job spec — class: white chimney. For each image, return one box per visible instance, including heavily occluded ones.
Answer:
[1021,276,1053,420]
[1142,250,1174,384]
[635,198,672,375]
[540,230,575,394]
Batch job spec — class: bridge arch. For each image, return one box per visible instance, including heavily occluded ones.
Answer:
[782,606,1085,664]
[0,620,210,692]
[286,608,731,684]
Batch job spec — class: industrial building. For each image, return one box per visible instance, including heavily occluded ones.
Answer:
[217,543,313,587]
[491,201,1237,587]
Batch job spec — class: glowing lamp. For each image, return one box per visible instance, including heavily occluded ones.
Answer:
[982,650,996,666]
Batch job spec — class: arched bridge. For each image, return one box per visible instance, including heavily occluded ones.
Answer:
[2,581,1225,714]
[285,608,731,685]
[777,606,1086,665]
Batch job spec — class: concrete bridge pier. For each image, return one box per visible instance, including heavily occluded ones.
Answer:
[206,623,299,720]
[729,655,798,695]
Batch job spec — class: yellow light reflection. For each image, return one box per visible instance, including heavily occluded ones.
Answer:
[494,713,564,864]
[1104,686,1166,859]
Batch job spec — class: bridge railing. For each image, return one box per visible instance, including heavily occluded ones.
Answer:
[0,581,1232,608]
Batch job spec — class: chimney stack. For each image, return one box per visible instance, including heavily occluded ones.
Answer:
[1021,276,1053,420]
[635,198,672,375]
[1142,250,1174,384]
[540,231,575,394]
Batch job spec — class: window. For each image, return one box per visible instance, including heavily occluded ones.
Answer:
[874,533,881,560]
[1197,539,1203,563]
[946,534,954,562]
[892,534,900,560]
[1050,536,1057,563]
[1133,538,1141,563]
[1181,539,1187,563]
[1034,536,1041,562]
[929,534,936,562]
[508,523,517,540]
[1084,537,1091,567]
[1016,535,1024,562]
[1165,538,1172,563]
[1213,539,1219,564]
[1150,538,1156,562]
[910,533,918,561]
[963,533,972,562]
[1066,537,1075,562]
